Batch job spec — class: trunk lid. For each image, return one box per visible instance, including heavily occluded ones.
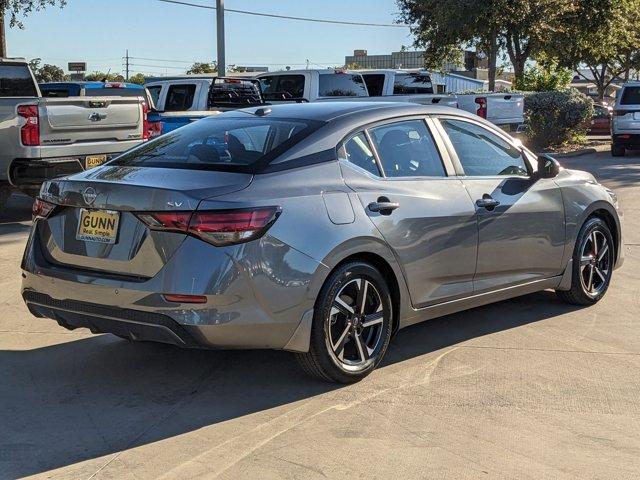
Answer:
[37,166,253,278]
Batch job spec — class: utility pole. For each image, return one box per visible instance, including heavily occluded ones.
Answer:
[216,0,225,76]
[0,13,6,58]
[125,49,130,81]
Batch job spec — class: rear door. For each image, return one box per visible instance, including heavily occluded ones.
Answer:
[339,117,478,307]
[435,116,565,292]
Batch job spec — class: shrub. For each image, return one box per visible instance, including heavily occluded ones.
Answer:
[524,89,593,148]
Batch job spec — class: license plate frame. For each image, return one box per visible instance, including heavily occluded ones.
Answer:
[76,208,120,244]
[85,154,108,169]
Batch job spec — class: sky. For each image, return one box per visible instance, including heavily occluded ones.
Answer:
[7,0,414,76]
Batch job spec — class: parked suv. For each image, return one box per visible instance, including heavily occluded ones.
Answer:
[611,82,640,156]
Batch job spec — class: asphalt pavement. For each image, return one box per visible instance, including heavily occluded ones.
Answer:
[1,149,639,479]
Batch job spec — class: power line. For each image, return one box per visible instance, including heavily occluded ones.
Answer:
[156,0,411,28]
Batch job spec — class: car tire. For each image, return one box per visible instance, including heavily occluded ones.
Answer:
[296,261,393,383]
[611,144,625,157]
[556,217,614,305]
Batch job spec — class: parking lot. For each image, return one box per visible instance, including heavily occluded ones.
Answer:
[1,149,639,479]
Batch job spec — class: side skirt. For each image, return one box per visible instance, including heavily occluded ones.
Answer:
[401,275,563,329]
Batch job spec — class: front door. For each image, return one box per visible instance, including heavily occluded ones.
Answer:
[339,118,478,308]
[436,117,565,292]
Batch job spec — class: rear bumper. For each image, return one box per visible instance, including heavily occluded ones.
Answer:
[612,133,640,148]
[24,291,199,348]
[21,229,327,352]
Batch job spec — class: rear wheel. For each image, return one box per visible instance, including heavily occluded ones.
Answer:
[611,144,626,157]
[296,262,393,383]
[556,217,614,305]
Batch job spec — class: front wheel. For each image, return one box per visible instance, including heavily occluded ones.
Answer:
[556,217,614,305]
[296,262,393,383]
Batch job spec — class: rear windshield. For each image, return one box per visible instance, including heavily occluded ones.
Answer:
[110,116,323,173]
[620,87,640,105]
[260,75,305,101]
[393,73,434,94]
[0,64,38,97]
[318,74,368,97]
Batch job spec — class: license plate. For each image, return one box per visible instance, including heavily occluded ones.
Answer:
[76,209,120,244]
[86,154,107,169]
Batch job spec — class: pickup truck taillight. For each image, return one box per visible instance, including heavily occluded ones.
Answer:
[474,97,488,119]
[142,102,151,140]
[17,105,40,146]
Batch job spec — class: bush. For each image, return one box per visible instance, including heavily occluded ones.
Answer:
[524,89,593,149]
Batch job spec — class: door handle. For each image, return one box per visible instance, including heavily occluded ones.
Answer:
[476,195,500,209]
[368,201,400,213]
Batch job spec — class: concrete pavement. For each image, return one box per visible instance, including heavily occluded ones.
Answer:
[1,150,639,479]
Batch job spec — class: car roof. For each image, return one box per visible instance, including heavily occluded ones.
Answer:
[39,81,143,89]
[222,101,468,123]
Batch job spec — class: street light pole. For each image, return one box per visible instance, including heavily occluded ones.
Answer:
[216,0,225,76]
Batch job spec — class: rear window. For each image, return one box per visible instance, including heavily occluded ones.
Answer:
[110,116,323,173]
[393,73,434,94]
[165,84,196,111]
[318,73,368,97]
[259,75,305,101]
[0,64,38,97]
[40,88,71,98]
[361,74,386,96]
[620,87,640,105]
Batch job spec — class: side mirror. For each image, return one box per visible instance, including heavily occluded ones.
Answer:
[537,154,561,179]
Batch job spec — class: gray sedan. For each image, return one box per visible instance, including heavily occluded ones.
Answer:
[22,102,623,383]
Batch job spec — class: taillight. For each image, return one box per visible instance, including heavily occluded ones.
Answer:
[148,121,163,138]
[163,294,208,304]
[142,102,150,140]
[135,207,281,246]
[18,105,40,146]
[32,198,55,220]
[474,97,487,118]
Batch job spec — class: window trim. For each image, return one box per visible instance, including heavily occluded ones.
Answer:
[433,115,534,178]
[338,130,384,177]
[164,83,197,112]
[337,115,457,181]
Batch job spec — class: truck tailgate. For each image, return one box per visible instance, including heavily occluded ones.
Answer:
[40,96,144,144]
[487,94,524,124]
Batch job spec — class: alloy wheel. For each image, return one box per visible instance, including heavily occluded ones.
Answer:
[579,229,611,297]
[325,277,386,371]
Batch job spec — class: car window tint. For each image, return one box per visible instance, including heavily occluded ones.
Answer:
[393,73,434,94]
[621,87,640,105]
[110,117,321,173]
[318,74,368,97]
[147,85,161,106]
[339,132,380,176]
[369,120,445,178]
[0,64,38,97]
[440,119,528,177]
[259,75,305,100]
[165,84,196,111]
[361,74,385,96]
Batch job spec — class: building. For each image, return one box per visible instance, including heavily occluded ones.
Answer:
[344,49,485,75]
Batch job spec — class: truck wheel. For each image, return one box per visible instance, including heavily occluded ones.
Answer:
[611,144,625,157]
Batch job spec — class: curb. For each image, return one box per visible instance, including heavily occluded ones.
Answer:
[545,148,598,158]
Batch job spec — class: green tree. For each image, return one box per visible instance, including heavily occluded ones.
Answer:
[84,72,126,82]
[514,59,573,91]
[543,0,640,100]
[397,0,572,88]
[28,57,66,82]
[128,73,146,85]
[186,62,216,75]
[0,1,66,56]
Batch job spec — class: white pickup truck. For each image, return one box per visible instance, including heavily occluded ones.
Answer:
[0,58,148,207]
[256,69,459,108]
[356,69,524,129]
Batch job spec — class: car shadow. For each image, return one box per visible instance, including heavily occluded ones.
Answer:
[0,192,33,239]
[0,290,583,479]
[559,150,640,190]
